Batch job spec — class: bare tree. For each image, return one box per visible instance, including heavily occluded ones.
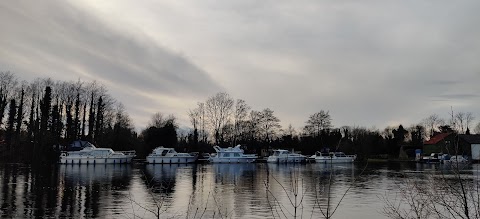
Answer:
[259,108,281,143]
[247,110,262,142]
[453,112,475,134]
[149,112,166,128]
[455,112,466,134]
[190,102,208,143]
[475,122,480,134]
[382,170,480,219]
[0,71,18,128]
[465,112,475,133]
[423,114,445,137]
[304,110,332,137]
[205,92,234,145]
[284,124,297,137]
[233,99,250,145]
[147,112,176,129]
[188,108,200,131]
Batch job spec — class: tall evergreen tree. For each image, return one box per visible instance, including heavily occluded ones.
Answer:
[6,99,16,150]
[88,93,95,141]
[81,102,87,138]
[39,86,52,157]
[40,86,51,134]
[74,93,80,139]
[28,91,35,140]
[51,104,61,150]
[94,96,104,143]
[15,89,24,142]
[65,101,73,141]
[0,88,7,128]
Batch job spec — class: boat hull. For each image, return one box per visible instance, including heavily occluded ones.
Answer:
[146,156,197,164]
[59,157,134,164]
[314,157,355,164]
[209,157,257,163]
[267,156,306,163]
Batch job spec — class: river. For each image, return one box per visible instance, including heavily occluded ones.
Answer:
[0,162,479,218]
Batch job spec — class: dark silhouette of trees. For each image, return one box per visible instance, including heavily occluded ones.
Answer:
[259,108,281,144]
[205,92,234,145]
[87,92,95,142]
[0,72,139,163]
[6,99,16,149]
[14,88,24,143]
[0,72,17,128]
[94,96,104,143]
[423,114,444,138]
[304,110,332,137]
[409,125,425,148]
[141,114,178,157]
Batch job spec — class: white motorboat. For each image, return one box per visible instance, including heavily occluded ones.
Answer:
[443,155,468,164]
[267,149,306,163]
[311,151,356,164]
[209,145,258,163]
[146,146,198,164]
[59,142,136,164]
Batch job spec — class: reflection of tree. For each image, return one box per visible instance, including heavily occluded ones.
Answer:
[263,162,365,219]
[382,164,480,219]
[144,164,184,195]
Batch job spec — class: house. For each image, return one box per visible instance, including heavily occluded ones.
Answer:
[423,132,454,154]
[458,134,480,161]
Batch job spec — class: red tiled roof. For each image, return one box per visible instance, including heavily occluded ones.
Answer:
[424,133,451,145]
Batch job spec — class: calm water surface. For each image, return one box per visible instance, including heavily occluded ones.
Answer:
[1,162,479,218]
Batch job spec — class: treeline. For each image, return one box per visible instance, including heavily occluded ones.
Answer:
[0,71,138,163]
[180,92,479,160]
[2,71,479,163]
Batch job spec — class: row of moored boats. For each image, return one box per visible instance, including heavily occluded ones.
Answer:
[59,142,357,164]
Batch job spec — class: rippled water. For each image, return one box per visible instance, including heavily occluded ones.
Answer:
[1,162,479,218]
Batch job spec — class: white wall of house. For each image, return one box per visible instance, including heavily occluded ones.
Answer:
[471,144,480,160]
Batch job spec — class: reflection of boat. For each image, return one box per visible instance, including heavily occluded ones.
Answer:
[59,142,136,164]
[310,151,356,164]
[267,149,306,163]
[145,164,192,182]
[146,146,197,164]
[213,163,256,182]
[209,145,258,163]
[60,164,132,183]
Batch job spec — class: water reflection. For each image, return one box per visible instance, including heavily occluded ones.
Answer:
[0,164,134,218]
[1,163,478,218]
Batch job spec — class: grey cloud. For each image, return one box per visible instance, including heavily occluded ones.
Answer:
[2,0,480,130]
[0,0,221,98]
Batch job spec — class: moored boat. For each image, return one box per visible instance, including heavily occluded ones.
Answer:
[267,149,306,163]
[59,142,136,164]
[311,151,356,164]
[443,155,468,164]
[209,145,258,163]
[146,146,198,164]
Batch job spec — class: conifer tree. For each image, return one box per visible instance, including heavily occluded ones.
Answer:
[6,99,16,150]
[15,89,24,142]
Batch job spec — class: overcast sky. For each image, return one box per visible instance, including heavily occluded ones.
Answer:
[1,0,480,132]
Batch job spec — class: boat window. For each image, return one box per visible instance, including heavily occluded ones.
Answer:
[162,150,168,156]
[234,153,240,157]
[223,153,230,157]
[273,151,280,156]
